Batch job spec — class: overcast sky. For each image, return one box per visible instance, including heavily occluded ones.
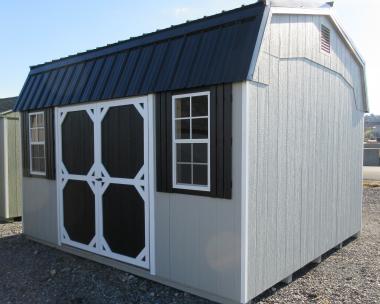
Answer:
[0,0,378,113]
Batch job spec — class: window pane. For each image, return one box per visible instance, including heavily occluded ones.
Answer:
[31,144,45,158]
[31,129,38,142]
[37,114,44,127]
[175,119,190,139]
[177,164,191,184]
[175,97,190,118]
[192,118,208,139]
[39,158,46,172]
[192,95,208,117]
[176,143,191,162]
[193,143,207,163]
[38,128,45,141]
[30,115,37,128]
[193,164,207,186]
[38,145,45,157]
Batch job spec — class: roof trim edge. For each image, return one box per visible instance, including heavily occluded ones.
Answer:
[246,5,271,81]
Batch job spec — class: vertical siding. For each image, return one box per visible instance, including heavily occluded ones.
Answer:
[154,83,243,302]
[0,119,5,217]
[0,113,22,219]
[6,113,22,218]
[247,14,365,299]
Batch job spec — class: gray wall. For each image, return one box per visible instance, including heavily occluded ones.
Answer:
[23,177,58,244]
[154,83,243,302]
[246,14,365,299]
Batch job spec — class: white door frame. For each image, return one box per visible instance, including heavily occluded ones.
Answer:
[55,96,155,271]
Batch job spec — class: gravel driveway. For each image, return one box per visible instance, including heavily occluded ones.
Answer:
[0,188,379,304]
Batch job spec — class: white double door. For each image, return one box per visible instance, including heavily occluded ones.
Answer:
[56,96,150,269]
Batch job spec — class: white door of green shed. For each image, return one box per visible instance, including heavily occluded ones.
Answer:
[56,97,150,269]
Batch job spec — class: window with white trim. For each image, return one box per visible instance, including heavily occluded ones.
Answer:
[172,92,210,191]
[29,112,46,175]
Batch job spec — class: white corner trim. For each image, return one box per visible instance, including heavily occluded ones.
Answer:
[240,82,249,304]
[148,94,156,276]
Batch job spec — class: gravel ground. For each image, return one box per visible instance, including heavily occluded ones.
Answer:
[0,188,379,304]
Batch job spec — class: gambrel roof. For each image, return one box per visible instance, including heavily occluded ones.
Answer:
[15,2,266,111]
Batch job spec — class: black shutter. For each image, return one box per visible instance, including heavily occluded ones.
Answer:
[21,112,31,177]
[156,84,232,199]
[20,108,56,180]
[45,108,56,180]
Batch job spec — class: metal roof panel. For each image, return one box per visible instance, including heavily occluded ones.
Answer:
[15,2,265,111]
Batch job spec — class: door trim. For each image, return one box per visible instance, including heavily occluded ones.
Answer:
[55,96,155,271]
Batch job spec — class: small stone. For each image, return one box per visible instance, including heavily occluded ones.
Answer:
[50,269,56,276]
[33,250,38,255]
[149,292,155,297]
[271,287,277,292]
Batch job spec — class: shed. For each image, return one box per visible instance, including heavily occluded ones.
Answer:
[0,97,22,220]
[14,1,367,303]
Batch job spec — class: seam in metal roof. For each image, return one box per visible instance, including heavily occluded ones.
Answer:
[15,2,265,111]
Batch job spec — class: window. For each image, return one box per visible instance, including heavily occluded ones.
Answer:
[172,92,210,191]
[321,24,331,54]
[29,112,46,175]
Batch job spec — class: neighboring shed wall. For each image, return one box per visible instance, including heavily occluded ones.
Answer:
[0,113,22,219]
[246,14,364,298]
[154,83,243,302]
[0,119,5,215]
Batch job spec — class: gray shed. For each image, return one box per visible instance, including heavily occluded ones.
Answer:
[0,97,22,220]
[14,1,367,303]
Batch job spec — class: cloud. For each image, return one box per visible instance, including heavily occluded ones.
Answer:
[173,7,192,18]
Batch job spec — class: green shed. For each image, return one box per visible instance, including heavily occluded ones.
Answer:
[0,97,22,220]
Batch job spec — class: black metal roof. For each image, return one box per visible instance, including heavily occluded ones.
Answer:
[15,2,265,111]
[0,97,18,113]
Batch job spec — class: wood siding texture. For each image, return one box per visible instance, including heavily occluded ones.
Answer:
[0,113,22,219]
[154,83,243,302]
[246,14,364,299]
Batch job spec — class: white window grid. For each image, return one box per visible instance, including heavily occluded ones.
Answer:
[29,112,46,175]
[172,91,211,192]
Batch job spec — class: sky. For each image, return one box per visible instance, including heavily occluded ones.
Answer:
[0,0,379,114]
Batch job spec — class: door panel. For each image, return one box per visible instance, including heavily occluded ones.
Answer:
[102,184,145,258]
[63,180,95,245]
[62,110,94,175]
[101,105,144,179]
[57,97,149,269]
